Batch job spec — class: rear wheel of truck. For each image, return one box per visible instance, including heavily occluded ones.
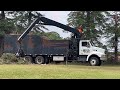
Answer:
[89,57,101,66]
[35,56,44,64]
[24,56,33,64]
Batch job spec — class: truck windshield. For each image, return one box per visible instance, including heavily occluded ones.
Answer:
[90,41,95,46]
[90,41,99,47]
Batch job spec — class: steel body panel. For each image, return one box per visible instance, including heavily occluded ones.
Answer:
[4,35,69,55]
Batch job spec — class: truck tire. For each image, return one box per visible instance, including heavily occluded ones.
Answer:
[24,56,33,64]
[89,57,101,66]
[35,56,44,64]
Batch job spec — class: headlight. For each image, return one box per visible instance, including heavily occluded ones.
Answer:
[101,55,106,58]
[100,54,107,61]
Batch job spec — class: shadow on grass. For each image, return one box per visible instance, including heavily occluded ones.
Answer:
[50,61,90,66]
[51,61,120,67]
[102,61,120,66]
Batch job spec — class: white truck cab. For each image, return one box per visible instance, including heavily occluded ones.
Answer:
[79,40,107,66]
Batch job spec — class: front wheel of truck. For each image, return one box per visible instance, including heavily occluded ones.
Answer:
[89,57,101,66]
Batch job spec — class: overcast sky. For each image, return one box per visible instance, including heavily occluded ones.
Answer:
[39,11,71,38]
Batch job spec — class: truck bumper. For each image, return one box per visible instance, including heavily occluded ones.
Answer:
[100,55,107,61]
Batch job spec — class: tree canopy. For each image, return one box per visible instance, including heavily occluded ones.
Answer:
[0,11,62,40]
[67,11,106,47]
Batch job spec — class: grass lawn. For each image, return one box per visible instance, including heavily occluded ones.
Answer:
[0,64,120,79]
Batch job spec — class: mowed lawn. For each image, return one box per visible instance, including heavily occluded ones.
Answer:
[0,64,120,79]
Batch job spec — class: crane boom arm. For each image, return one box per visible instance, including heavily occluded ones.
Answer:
[38,16,81,37]
[17,18,40,43]
[17,13,81,43]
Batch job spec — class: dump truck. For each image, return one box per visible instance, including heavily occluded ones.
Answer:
[13,12,106,66]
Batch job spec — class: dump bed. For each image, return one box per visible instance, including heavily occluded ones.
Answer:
[4,35,69,55]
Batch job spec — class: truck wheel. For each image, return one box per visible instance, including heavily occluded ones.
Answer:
[89,57,101,66]
[35,56,44,64]
[24,56,33,64]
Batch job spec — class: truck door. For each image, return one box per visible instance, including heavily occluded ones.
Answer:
[79,41,91,55]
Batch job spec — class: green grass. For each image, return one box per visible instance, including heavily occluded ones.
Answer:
[0,64,120,79]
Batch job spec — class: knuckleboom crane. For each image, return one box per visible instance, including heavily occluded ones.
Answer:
[17,12,83,61]
[15,12,107,66]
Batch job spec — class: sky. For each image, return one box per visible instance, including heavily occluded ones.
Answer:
[39,11,71,38]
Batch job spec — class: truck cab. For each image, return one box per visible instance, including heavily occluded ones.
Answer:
[79,40,107,66]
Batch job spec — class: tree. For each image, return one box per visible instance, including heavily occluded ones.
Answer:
[5,11,62,40]
[46,31,62,40]
[0,11,15,56]
[104,11,120,62]
[34,31,62,40]
[0,11,15,36]
[6,11,48,34]
[67,11,106,47]
[1,11,5,19]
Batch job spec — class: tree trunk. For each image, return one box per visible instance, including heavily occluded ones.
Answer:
[28,11,32,26]
[0,36,4,57]
[1,11,5,19]
[114,14,118,62]
[0,11,5,56]
[86,11,91,39]
[114,34,118,62]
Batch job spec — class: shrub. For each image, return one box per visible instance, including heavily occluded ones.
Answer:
[0,53,31,64]
[0,58,4,64]
[1,53,18,64]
